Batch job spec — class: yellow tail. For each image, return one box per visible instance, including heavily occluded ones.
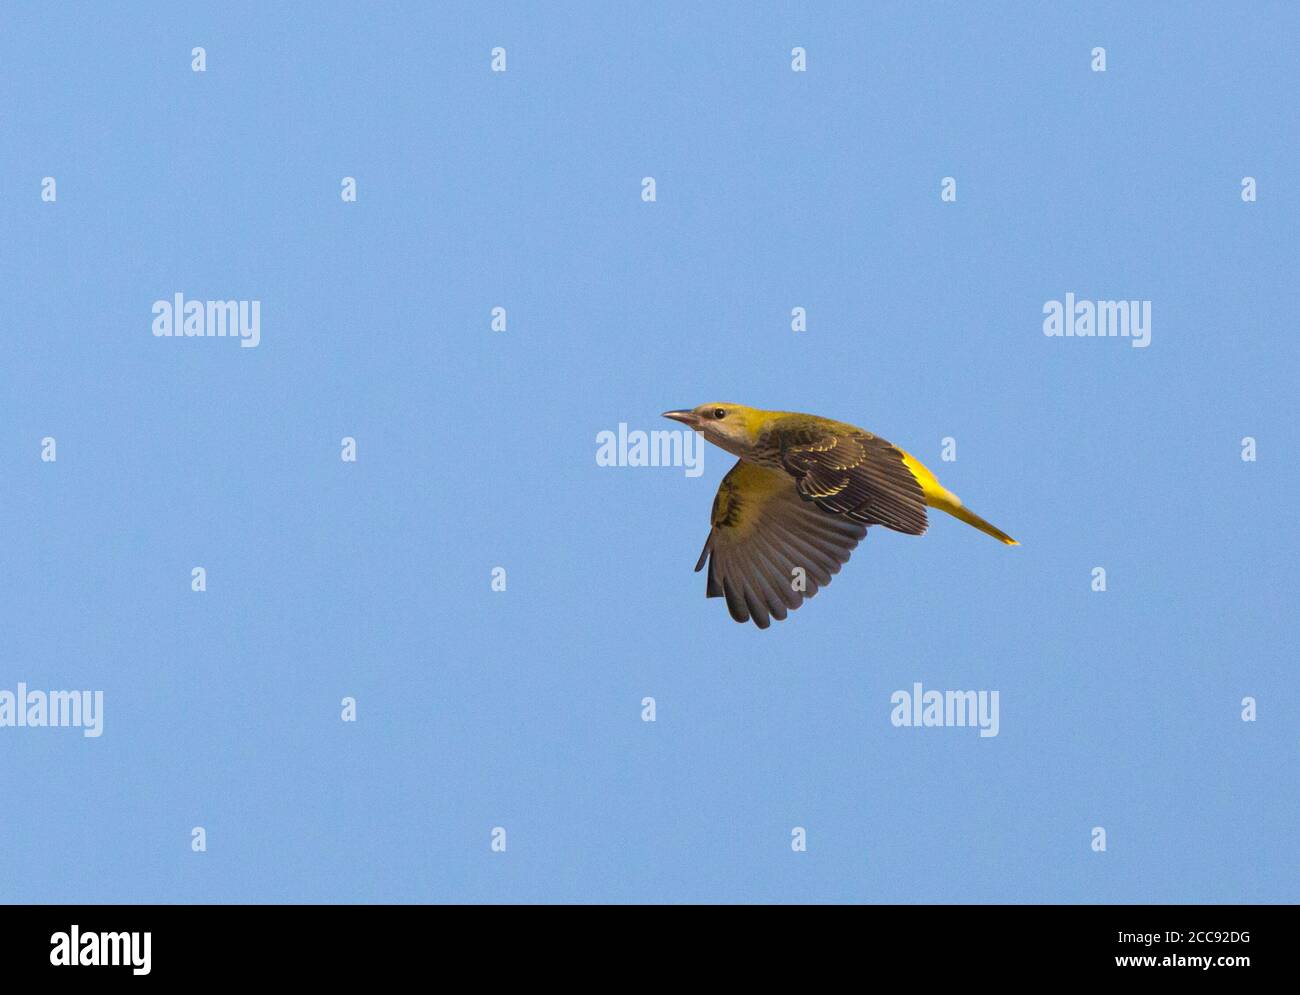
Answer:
[944,502,1019,546]
[899,451,1019,546]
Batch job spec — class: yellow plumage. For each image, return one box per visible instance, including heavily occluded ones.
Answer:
[898,451,1019,546]
[664,403,1018,627]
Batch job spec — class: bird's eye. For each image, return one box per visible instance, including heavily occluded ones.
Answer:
[713,408,727,419]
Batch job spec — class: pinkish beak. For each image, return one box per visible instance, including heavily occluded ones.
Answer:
[662,410,700,428]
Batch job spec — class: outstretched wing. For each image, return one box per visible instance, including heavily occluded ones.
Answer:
[778,425,928,535]
[695,460,868,628]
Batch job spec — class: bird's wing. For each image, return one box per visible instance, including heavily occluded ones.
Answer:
[778,426,928,535]
[695,460,868,628]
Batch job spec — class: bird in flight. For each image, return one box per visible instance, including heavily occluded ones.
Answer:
[662,404,1018,628]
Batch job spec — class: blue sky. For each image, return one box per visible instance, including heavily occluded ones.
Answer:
[1,2,1296,903]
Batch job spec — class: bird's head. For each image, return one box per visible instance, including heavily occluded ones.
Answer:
[662,403,765,457]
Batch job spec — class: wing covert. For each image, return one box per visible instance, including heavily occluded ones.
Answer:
[778,427,928,535]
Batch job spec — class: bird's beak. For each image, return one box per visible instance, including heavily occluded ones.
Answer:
[662,410,700,427]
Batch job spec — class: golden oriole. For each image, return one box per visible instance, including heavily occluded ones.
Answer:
[663,404,1018,628]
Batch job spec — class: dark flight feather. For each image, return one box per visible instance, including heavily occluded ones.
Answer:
[695,460,867,628]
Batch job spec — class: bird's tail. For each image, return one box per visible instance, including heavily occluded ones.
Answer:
[945,502,1019,546]
[898,451,1019,545]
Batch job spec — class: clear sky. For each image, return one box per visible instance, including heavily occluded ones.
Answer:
[2,2,1296,903]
